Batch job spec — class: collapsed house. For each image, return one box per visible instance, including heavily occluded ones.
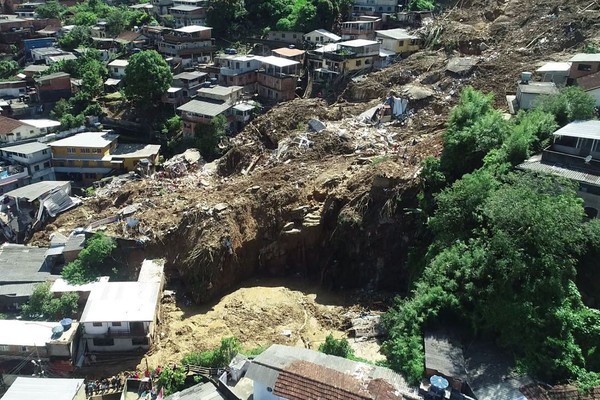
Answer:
[0,181,81,243]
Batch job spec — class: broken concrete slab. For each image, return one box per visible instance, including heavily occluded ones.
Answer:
[308,119,327,133]
[401,84,434,101]
[446,57,479,75]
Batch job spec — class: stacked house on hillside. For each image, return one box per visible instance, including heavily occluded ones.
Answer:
[49,131,160,186]
[158,25,215,67]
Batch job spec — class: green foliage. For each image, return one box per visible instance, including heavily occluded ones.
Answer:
[319,334,354,358]
[35,0,64,18]
[157,366,187,396]
[207,0,247,38]
[58,26,92,51]
[84,186,96,197]
[536,86,597,127]
[0,60,18,79]
[61,232,117,284]
[407,0,434,10]
[59,113,85,129]
[194,114,227,161]
[123,50,172,109]
[21,282,79,320]
[182,337,242,367]
[581,43,600,54]
[161,115,182,137]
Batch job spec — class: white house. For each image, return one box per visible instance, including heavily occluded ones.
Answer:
[2,377,86,400]
[0,116,45,143]
[303,29,341,44]
[80,281,161,352]
[108,59,129,79]
[0,141,56,182]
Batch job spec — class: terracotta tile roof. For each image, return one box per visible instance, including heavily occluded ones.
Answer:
[272,47,305,57]
[272,360,403,400]
[0,116,28,133]
[116,31,146,43]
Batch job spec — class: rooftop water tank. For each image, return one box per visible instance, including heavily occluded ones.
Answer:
[521,71,533,83]
[60,318,72,331]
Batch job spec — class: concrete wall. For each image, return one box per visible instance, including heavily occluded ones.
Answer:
[253,381,287,400]
[86,336,150,352]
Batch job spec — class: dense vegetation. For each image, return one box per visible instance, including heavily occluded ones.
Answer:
[21,282,79,320]
[61,232,117,284]
[123,50,173,110]
[382,86,600,389]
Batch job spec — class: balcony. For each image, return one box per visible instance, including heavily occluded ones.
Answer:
[323,50,357,62]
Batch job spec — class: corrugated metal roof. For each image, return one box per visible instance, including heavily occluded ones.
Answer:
[177,99,231,117]
[164,382,226,400]
[0,244,52,283]
[551,120,600,140]
[2,377,84,400]
[569,53,600,63]
[1,141,50,154]
[518,158,600,186]
[80,281,160,323]
[424,333,467,380]
[376,28,418,40]
[4,181,70,202]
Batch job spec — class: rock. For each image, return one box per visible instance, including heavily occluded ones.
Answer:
[446,57,479,75]
[308,119,327,133]
[214,203,228,212]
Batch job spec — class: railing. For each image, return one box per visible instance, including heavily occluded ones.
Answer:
[542,148,600,174]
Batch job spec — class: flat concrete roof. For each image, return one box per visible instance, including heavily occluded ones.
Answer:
[49,131,118,148]
[2,377,84,400]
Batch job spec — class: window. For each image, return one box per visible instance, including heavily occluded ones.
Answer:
[42,149,48,155]
[21,346,28,352]
[578,64,592,71]
[0,345,8,352]
[111,322,122,327]
[356,60,362,67]
[247,62,250,67]
[85,173,96,179]
[43,161,50,168]
[281,33,286,38]
[293,34,297,39]
[67,147,77,154]
[93,338,114,347]
[92,322,103,327]
[398,40,404,47]
[34,165,40,171]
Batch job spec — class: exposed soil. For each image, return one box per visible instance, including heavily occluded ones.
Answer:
[142,278,388,370]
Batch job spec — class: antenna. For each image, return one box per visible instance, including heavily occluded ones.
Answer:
[585,155,592,164]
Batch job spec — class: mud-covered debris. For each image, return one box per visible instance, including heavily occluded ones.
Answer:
[446,57,479,75]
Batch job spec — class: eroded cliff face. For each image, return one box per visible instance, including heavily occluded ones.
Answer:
[158,157,426,303]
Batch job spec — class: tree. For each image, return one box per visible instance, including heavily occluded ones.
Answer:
[195,114,227,160]
[181,337,241,367]
[536,86,597,126]
[35,0,64,18]
[319,334,354,358]
[123,50,172,109]
[61,232,117,284]
[58,26,92,51]
[157,366,187,396]
[21,282,79,320]
[407,0,434,10]
[106,7,126,37]
[0,60,18,79]
[206,0,247,38]
[70,10,98,26]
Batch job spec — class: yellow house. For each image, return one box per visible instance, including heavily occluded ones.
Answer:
[375,28,420,54]
[50,131,161,185]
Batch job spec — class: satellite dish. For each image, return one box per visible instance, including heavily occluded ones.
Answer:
[585,155,592,164]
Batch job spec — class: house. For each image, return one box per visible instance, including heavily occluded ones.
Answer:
[197,84,243,103]
[218,54,263,90]
[0,116,40,143]
[375,28,420,54]
[108,59,129,79]
[23,37,56,60]
[0,319,79,363]
[164,382,226,400]
[246,344,408,400]
[518,120,600,218]
[0,181,79,242]
[115,31,148,51]
[172,70,208,98]
[0,80,27,98]
[35,72,73,103]
[568,53,600,81]
[257,56,300,102]
[315,39,380,76]
[80,280,162,352]
[138,259,166,291]
[51,276,109,306]
[536,61,571,86]
[515,81,558,111]
[31,47,74,65]
[151,0,174,16]
[158,25,215,67]
[0,244,56,309]
[50,131,159,184]
[50,131,119,184]
[352,0,398,16]
[169,4,206,28]
[265,31,304,45]
[272,47,305,63]
[303,29,341,45]
[23,64,50,82]
[341,18,382,40]
[178,99,233,136]
[46,232,86,263]
[1,377,85,400]
[423,333,467,391]
[0,141,56,182]
[576,71,600,107]
[110,143,161,171]
[162,86,185,109]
